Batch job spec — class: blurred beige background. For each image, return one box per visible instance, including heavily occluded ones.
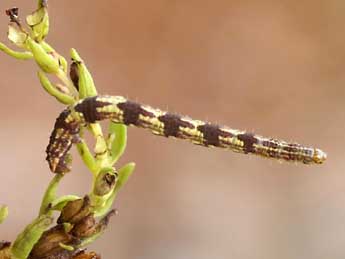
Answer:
[0,0,345,258]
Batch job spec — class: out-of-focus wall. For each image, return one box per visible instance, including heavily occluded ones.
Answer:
[0,1,344,258]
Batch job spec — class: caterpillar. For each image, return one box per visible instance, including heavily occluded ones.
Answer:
[46,95,327,174]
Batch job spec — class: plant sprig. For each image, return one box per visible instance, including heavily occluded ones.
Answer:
[0,1,135,257]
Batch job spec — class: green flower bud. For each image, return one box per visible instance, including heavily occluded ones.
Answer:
[70,48,97,98]
[94,163,135,218]
[58,54,68,73]
[26,3,49,42]
[27,37,60,73]
[0,42,33,60]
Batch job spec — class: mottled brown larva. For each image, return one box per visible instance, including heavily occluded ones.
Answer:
[46,95,327,174]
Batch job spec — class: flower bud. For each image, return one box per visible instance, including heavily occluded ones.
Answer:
[27,37,60,73]
[26,4,49,42]
[70,48,97,98]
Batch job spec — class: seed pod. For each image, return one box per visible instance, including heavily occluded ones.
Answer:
[58,196,91,224]
[27,38,60,74]
[72,250,100,259]
[71,214,97,238]
[28,225,77,259]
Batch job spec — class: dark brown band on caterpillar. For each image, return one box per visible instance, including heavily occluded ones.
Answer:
[46,95,327,174]
[74,96,113,123]
[158,113,194,138]
[117,101,155,126]
[237,133,258,153]
[197,123,233,147]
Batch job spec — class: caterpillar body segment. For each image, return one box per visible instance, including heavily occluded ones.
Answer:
[46,109,80,173]
[46,95,327,174]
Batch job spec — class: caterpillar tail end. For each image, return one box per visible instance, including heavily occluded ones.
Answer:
[313,148,327,164]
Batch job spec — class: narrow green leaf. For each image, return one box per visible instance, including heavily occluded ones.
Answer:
[108,122,127,165]
[0,42,33,60]
[38,70,75,105]
[114,163,135,193]
[39,174,64,216]
[76,139,98,175]
[51,195,81,211]
[92,125,108,161]
[11,215,53,259]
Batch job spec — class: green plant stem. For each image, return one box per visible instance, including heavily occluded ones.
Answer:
[76,139,98,175]
[0,42,33,60]
[11,215,53,259]
[56,69,79,98]
[39,174,64,216]
[37,70,75,105]
[108,122,127,165]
